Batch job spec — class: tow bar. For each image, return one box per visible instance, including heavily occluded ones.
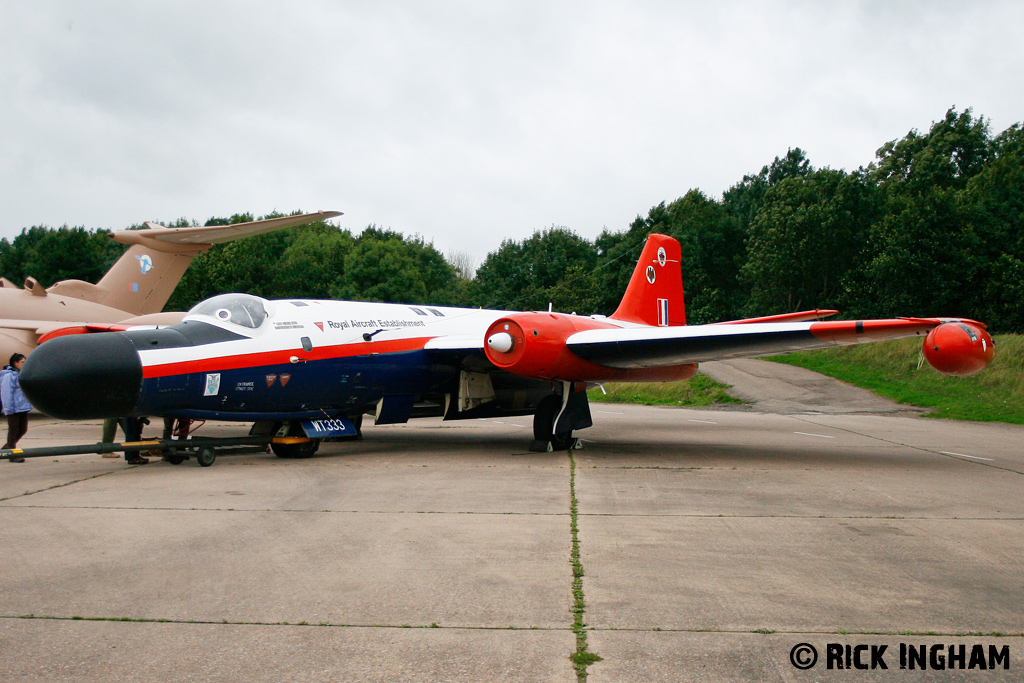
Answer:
[0,435,294,467]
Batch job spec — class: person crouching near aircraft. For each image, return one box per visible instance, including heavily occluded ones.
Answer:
[2,353,32,461]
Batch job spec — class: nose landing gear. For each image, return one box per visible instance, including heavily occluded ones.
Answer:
[269,421,321,459]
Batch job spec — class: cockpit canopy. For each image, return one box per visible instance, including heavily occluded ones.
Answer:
[186,294,272,330]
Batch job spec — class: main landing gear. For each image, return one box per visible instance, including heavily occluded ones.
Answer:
[532,395,576,451]
[530,382,592,452]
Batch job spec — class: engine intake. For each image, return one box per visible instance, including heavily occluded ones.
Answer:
[484,313,600,380]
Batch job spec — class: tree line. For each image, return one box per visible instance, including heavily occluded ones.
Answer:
[3,107,1022,332]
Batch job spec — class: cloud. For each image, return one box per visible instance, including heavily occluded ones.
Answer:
[2,0,1022,261]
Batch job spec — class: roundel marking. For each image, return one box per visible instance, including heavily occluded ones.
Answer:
[136,254,154,274]
[646,265,656,284]
[657,247,666,267]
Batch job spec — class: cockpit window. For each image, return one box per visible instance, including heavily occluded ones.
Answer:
[187,294,270,330]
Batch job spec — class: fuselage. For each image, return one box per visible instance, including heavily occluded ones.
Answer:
[21,293,544,423]
[133,296,503,420]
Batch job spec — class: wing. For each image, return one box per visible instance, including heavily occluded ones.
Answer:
[481,311,994,381]
[0,319,51,332]
[126,211,343,245]
[566,318,986,368]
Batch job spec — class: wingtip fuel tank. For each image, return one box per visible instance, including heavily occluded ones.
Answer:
[922,322,995,377]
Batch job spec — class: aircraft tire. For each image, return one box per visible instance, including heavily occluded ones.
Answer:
[533,395,573,450]
[271,440,320,459]
[549,431,573,451]
[271,422,321,458]
[533,395,557,441]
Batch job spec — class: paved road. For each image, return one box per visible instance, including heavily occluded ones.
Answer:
[1,387,1021,681]
[699,358,926,415]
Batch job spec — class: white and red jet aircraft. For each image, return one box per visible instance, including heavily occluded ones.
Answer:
[21,234,995,457]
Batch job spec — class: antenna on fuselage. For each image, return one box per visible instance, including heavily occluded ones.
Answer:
[362,329,385,342]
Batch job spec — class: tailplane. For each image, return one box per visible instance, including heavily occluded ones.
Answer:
[609,233,686,326]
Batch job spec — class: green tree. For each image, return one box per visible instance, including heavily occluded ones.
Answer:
[958,123,1024,330]
[334,229,456,304]
[272,225,356,299]
[474,227,598,312]
[658,191,746,322]
[723,148,813,236]
[547,262,602,315]
[861,108,991,317]
[742,169,878,314]
[593,225,647,314]
[597,191,746,322]
[432,276,484,308]
[0,226,123,287]
[167,213,291,309]
[0,226,56,284]
[339,238,425,302]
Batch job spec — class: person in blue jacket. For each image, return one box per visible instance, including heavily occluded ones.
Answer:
[2,353,32,461]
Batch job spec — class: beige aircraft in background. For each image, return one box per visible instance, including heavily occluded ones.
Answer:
[0,210,341,362]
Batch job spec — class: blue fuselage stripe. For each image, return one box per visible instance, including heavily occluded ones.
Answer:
[136,350,456,420]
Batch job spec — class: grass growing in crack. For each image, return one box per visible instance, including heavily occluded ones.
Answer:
[569,453,602,680]
[0,469,118,503]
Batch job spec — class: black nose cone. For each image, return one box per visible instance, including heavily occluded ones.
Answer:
[21,333,143,419]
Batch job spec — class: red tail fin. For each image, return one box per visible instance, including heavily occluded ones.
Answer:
[609,234,686,326]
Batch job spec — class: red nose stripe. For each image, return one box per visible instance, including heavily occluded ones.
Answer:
[141,337,433,379]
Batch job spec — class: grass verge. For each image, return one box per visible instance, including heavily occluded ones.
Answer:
[765,334,1024,424]
[588,373,743,407]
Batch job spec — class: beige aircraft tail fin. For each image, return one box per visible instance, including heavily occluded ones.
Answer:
[76,211,341,316]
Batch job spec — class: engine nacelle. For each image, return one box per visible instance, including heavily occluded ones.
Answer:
[485,313,609,380]
[484,312,697,383]
[922,323,995,377]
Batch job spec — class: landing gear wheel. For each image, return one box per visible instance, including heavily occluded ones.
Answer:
[195,446,216,467]
[532,395,573,451]
[533,395,558,442]
[271,439,320,458]
[271,422,321,459]
[550,431,574,451]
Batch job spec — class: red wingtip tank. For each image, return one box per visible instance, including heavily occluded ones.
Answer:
[922,322,995,376]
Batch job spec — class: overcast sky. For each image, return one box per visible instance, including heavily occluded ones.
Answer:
[2,1,1022,264]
